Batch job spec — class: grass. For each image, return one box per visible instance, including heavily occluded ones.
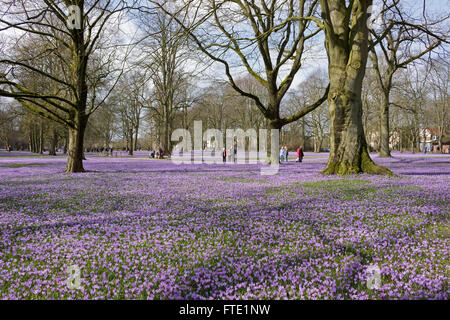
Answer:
[1,163,52,168]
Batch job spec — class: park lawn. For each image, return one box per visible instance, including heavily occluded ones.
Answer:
[0,152,448,299]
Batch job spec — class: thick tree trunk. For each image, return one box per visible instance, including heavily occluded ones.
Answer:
[66,4,89,172]
[320,0,391,176]
[322,89,390,175]
[66,116,87,173]
[267,120,281,164]
[379,95,391,157]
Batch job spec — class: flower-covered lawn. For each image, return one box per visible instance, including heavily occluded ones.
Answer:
[0,151,448,299]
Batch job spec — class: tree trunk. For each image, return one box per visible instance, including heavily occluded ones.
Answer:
[379,94,391,157]
[413,113,420,153]
[5,136,9,151]
[164,104,170,154]
[318,138,323,153]
[66,116,87,173]
[400,131,403,153]
[39,123,44,154]
[128,128,134,156]
[267,120,281,164]
[320,0,391,176]
[49,128,58,156]
[134,125,139,152]
[313,125,321,153]
[28,133,32,153]
[63,133,68,154]
[66,4,89,172]
[301,118,306,148]
[29,129,35,153]
[322,87,390,175]
[33,127,39,153]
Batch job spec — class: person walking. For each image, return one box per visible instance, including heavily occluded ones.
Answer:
[297,146,304,163]
[284,146,289,162]
[233,142,237,163]
[280,147,285,163]
[222,147,227,163]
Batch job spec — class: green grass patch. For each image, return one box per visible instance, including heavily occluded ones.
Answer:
[1,163,52,168]
[301,179,371,189]
[300,179,378,200]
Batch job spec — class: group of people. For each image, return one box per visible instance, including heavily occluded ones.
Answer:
[280,146,305,163]
[149,146,165,159]
[220,144,305,163]
[222,144,238,163]
[279,146,289,162]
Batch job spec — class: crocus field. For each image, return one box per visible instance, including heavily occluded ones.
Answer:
[0,151,448,300]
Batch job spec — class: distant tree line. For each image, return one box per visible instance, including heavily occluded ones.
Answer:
[0,1,448,173]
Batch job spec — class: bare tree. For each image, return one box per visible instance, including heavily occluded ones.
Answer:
[429,59,449,153]
[301,71,329,153]
[391,65,430,153]
[0,0,132,172]
[133,5,193,155]
[369,0,447,157]
[318,0,391,175]
[147,0,329,163]
[114,71,146,155]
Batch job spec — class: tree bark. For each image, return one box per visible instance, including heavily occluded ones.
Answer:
[49,127,58,156]
[66,115,87,173]
[63,132,68,155]
[322,85,389,175]
[301,118,306,148]
[313,124,322,153]
[128,127,134,156]
[39,123,44,154]
[66,3,89,173]
[164,103,170,154]
[379,94,391,157]
[267,119,281,164]
[28,133,32,153]
[33,127,39,153]
[320,0,391,176]
[134,125,139,152]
